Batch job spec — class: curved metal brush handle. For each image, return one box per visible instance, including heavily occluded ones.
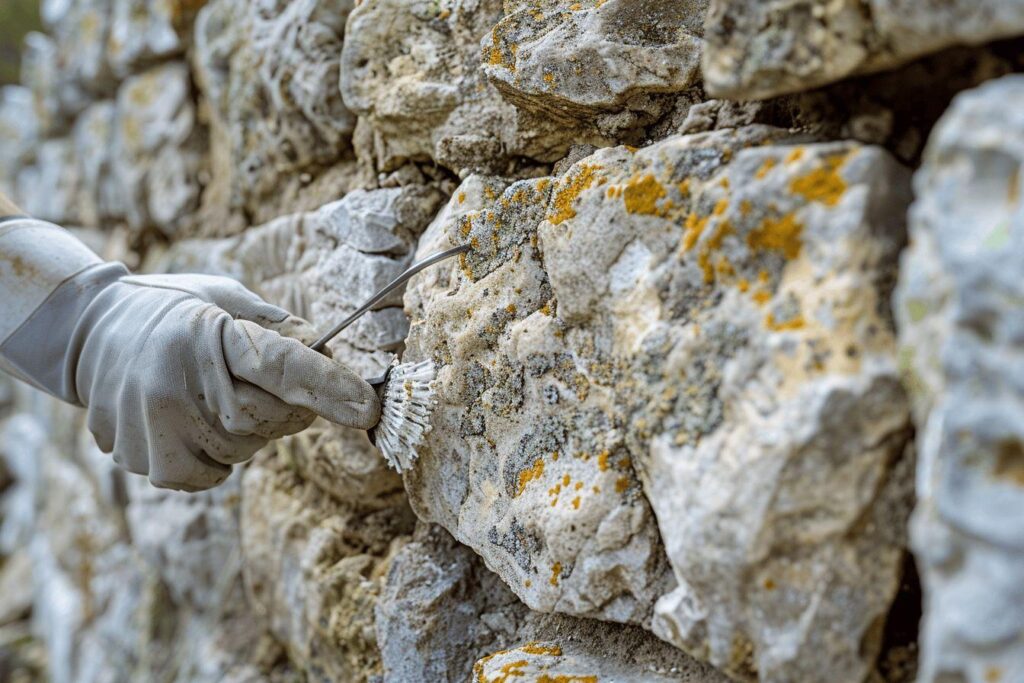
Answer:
[308,243,470,352]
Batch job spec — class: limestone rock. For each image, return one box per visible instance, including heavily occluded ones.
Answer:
[703,0,1024,100]
[73,101,125,227]
[106,0,197,77]
[193,0,358,225]
[16,138,81,226]
[481,0,706,130]
[240,451,415,682]
[0,86,38,196]
[340,0,576,175]
[112,62,204,238]
[895,75,1024,683]
[404,126,915,681]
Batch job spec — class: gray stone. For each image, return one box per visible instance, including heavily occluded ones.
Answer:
[895,75,1024,683]
[703,0,1024,100]
[0,86,38,197]
[73,101,124,227]
[106,0,193,77]
[16,138,81,225]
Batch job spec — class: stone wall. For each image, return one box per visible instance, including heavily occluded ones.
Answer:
[0,1,1022,682]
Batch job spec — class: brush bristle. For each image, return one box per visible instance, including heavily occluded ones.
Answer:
[375,359,437,472]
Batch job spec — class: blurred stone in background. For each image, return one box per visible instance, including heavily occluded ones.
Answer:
[0,1,41,85]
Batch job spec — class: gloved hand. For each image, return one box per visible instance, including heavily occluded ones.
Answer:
[0,219,379,491]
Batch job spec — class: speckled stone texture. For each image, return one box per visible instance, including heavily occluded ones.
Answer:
[895,75,1024,683]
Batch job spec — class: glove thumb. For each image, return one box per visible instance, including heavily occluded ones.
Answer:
[222,319,381,430]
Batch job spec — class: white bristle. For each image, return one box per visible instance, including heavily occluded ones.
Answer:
[375,359,437,472]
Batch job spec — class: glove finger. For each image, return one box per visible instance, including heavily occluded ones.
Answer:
[221,382,317,440]
[222,319,381,430]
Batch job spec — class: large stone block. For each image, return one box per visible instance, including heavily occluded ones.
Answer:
[193,0,358,225]
[895,75,1024,683]
[106,0,200,77]
[703,0,1024,100]
[481,0,706,133]
[112,62,205,238]
[403,126,915,681]
[340,0,576,175]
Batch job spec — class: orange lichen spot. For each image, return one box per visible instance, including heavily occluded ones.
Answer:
[698,220,734,283]
[470,236,481,250]
[549,164,602,225]
[459,252,475,279]
[617,456,631,468]
[737,278,750,293]
[574,481,583,491]
[521,643,563,657]
[525,579,532,588]
[540,302,553,316]
[747,213,803,259]
[551,498,558,507]
[506,303,517,315]
[460,219,472,237]
[530,233,538,249]
[719,176,730,189]
[681,213,709,252]
[677,179,691,197]
[716,257,736,278]
[569,1,582,8]
[487,45,504,66]
[516,459,545,496]
[624,145,638,153]
[765,313,805,331]
[552,450,560,461]
[562,474,571,486]
[458,191,467,204]
[784,147,804,164]
[752,290,772,306]
[531,9,544,19]
[755,157,777,179]
[535,178,551,192]
[713,198,729,216]
[763,578,777,590]
[543,72,555,85]
[740,200,753,216]
[550,562,562,586]
[438,7,451,19]
[537,676,598,683]
[622,173,667,216]
[757,269,770,284]
[484,186,497,200]
[571,496,581,509]
[597,450,610,471]
[496,660,528,682]
[592,485,601,494]
[789,153,848,206]
[615,477,629,493]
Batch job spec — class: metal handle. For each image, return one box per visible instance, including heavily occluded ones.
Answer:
[309,243,470,352]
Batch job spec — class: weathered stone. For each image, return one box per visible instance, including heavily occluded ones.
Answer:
[378,523,730,682]
[240,451,415,682]
[0,86,38,197]
[404,126,915,681]
[481,0,706,132]
[895,75,1024,683]
[340,0,577,175]
[703,0,1024,100]
[112,62,204,238]
[106,0,196,77]
[193,0,358,226]
[73,101,124,227]
[16,138,81,227]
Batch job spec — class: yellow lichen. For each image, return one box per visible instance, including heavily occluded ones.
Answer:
[571,496,581,509]
[746,213,803,259]
[516,459,545,497]
[458,191,466,204]
[548,164,602,225]
[784,147,804,164]
[755,157,776,179]
[789,153,848,206]
[614,477,629,493]
[622,173,667,216]
[681,212,709,252]
[506,303,517,315]
[765,313,806,331]
[521,643,563,657]
[550,562,562,586]
[597,450,610,471]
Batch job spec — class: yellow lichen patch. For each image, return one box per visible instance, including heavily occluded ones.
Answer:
[494,660,528,683]
[574,481,583,491]
[677,178,691,196]
[737,278,750,293]
[537,676,598,683]
[755,157,777,179]
[784,147,804,164]
[597,450,610,471]
[521,643,563,657]
[622,173,667,216]
[525,579,532,587]
[459,252,475,279]
[549,164,602,225]
[535,178,551,192]
[571,496,581,509]
[552,450,560,461]
[540,302,553,316]
[747,213,803,259]
[506,303,517,315]
[740,200,753,216]
[470,236,481,249]
[681,212,709,252]
[719,177,730,189]
[698,220,735,283]
[614,477,629,493]
[458,191,466,204]
[752,290,772,306]
[765,313,806,331]
[713,198,729,216]
[543,72,556,86]
[562,474,571,486]
[516,459,545,497]
[789,153,848,206]
[550,562,562,586]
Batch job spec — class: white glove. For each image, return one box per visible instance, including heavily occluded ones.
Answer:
[0,219,380,491]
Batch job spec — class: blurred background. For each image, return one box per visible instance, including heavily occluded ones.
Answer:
[0,1,42,85]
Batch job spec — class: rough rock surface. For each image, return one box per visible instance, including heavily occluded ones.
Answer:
[703,0,1024,100]
[481,0,706,132]
[895,75,1024,683]
[340,0,575,174]
[193,0,360,228]
[403,125,915,682]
